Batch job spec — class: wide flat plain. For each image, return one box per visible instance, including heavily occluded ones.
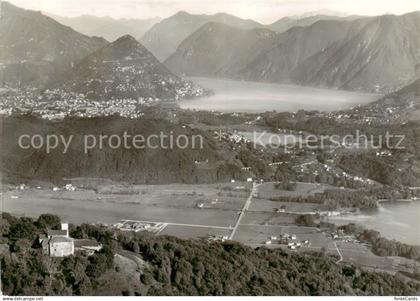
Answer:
[2,184,247,227]
[256,182,333,199]
[233,224,334,248]
[249,198,323,213]
[159,225,231,240]
[3,180,414,275]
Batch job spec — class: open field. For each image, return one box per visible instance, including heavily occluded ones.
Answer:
[409,109,420,121]
[2,185,245,227]
[249,198,324,213]
[159,225,231,240]
[336,241,395,271]
[240,211,299,225]
[97,182,250,196]
[233,224,334,248]
[233,224,415,275]
[256,182,334,199]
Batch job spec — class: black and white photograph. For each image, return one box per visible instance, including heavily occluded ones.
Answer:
[0,0,419,298]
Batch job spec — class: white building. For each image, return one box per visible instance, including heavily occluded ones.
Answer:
[40,223,75,257]
[49,236,74,257]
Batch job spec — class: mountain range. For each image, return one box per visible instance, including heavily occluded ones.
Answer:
[268,14,362,32]
[47,13,161,42]
[165,19,367,79]
[1,1,419,95]
[292,12,420,92]
[0,1,107,87]
[138,10,367,62]
[165,12,420,92]
[139,11,265,61]
[0,2,206,100]
[164,22,278,78]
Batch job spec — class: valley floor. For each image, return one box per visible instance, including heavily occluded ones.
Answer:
[2,180,419,279]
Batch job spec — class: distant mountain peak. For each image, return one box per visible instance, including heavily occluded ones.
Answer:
[0,1,107,87]
[1,1,15,9]
[293,9,349,19]
[51,33,208,101]
[173,11,191,18]
[213,12,236,18]
[113,34,138,43]
[45,12,162,41]
[94,34,152,60]
[1,1,25,14]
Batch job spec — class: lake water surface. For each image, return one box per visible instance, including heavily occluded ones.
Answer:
[180,77,381,113]
[327,201,420,246]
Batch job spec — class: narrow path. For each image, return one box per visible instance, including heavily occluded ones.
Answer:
[117,250,146,271]
[334,241,343,264]
[239,224,320,231]
[229,182,258,240]
[121,219,231,230]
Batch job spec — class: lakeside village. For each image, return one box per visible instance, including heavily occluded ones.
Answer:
[0,89,163,119]
[0,85,413,127]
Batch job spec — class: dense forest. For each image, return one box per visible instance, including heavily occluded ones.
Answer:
[1,213,419,296]
[1,114,252,185]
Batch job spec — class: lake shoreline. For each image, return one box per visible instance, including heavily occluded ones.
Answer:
[180,77,381,113]
[327,200,420,246]
[378,198,419,203]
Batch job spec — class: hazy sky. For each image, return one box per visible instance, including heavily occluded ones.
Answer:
[5,0,420,23]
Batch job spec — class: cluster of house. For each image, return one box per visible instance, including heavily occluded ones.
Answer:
[12,183,78,192]
[0,89,148,120]
[52,184,76,192]
[275,205,287,213]
[264,234,310,249]
[376,150,392,157]
[15,183,27,191]
[39,223,102,257]
[207,235,229,242]
[230,178,254,184]
[302,161,374,187]
[328,230,359,243]
[0,76,211,120]
[327,104,399,125]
